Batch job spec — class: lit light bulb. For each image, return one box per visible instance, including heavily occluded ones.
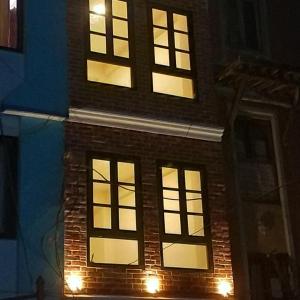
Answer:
[217,280,232,297]
[66,274,83,293]
[94,3,106,14]
[10,0,17,9]
[146,275,159,294]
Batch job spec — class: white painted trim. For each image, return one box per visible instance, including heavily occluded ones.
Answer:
[68,108,224,142]
[3,109,65,122]
[238,106,295,258]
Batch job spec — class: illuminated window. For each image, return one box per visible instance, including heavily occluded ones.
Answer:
[88,157,142,265]
[87,0,133,87]
[150,8,195,99]
[159,163,209,269]
[0,0,20,49]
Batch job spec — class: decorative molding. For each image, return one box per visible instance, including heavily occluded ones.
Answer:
[69,108,224,142]
[3,109,66,122]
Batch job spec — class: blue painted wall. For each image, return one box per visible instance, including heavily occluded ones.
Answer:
[0,0,67,298]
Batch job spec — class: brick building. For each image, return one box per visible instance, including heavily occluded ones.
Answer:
[64,0,233,298]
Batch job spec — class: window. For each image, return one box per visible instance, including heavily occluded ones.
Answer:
[158,163,209,269]
[150,7,195,99]
[225,0,262,52]
[88,156,142,265]
[0,0,19,49]
[87,0,133,88]
[0,136,18,239]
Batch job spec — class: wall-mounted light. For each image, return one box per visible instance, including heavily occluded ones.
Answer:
[66,273,83,293]
[217,280,232,297]
[145,274,159,294]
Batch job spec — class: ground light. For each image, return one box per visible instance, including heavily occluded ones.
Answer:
[217,280,232,297]
[145,274,160,294]
[66,273,83,293]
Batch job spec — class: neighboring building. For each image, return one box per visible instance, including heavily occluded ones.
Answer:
[64,0,233,298]
[0,0,67,298]
[209,0,300,299]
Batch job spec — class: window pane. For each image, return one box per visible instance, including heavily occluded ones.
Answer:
[153,28,169,46]
[89,0,106,14]
[176,51,191,70]
[119,186,135,207]
[152,9,167,27]
[154,47,170,66]
[188,215,204,236]
[164,213,181,234]
[162,243,208,269]
[113,38,129,58]
[152,72,194,99]
[119,208,136,231]
[90,14,106,33]
[113,18,128,38]
[186,192,202,213]
[87,60,132,88]
[173,14,188,32]
[90,237,138,265]
[90,34,107,54]
[112,0,127,19]
[162,167,178,188]
[163,190,180,211]
[185,170,201,190]
[174,32,189,51]
[93,207,111,229]
[93,159,110,180]
[118,162,135,183]
[93,182,111,204]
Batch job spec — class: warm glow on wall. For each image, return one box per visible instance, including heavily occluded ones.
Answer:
[217,280,232,297]
[94,3,106,14]
[145,275,159,294]
[66,273,83,293]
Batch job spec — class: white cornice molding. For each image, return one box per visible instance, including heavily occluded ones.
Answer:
[68,108,224,142]
[3,109,65,122]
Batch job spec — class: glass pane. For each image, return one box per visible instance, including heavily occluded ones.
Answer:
[173,14,188,32]
[118,162,135,183]
[186,192,202,213]
[154,47,169,66]
[163,190,180,211]
[90,34,106,54]
[188,215,204,236]
[89,0,106,14]
[112,0,127,18]
[113,18,128,38]
[87,60,132,88]
[152,9,167,27]
[119,208,136,231]
[93,159,110,180]
[93,182,111,204]
[185,170,201,190]
[90,14,106,33]
[176,51,191,70]
[152,72,194,99]
[162,243,208,269]
[90,237,139,265]
[153,28,168,46]
[113,38,129,58]
[164,213,181,234]
[119,186,135,207]
[162,167,178,188]
[174,32,189,51]
[93,207,111,229]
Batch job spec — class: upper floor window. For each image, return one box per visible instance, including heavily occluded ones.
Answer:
[87,0,133,88]
[158,163,209,269]
[0,136,18,239]
[0,0,19,49]
[150,7,195,99]
[88,156,142,266]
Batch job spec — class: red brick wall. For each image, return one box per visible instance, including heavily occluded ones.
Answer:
[67,0,222,127]
[64,122,233,297]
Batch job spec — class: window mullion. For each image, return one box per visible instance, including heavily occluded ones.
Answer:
[167,11,176,68]
[178,168,188,236]
[111,159,119,232]
[106,0,114,57]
